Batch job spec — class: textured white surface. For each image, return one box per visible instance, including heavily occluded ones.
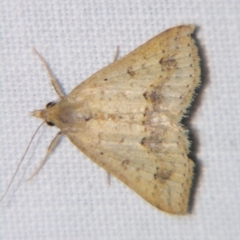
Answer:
[1,0,240,239]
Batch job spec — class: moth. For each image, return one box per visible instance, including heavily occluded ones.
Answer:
[8,25,201,214]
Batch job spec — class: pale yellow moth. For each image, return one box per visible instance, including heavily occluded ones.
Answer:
[6,25,201,214]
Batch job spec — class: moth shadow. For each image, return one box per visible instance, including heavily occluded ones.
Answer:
[182,25,210,213]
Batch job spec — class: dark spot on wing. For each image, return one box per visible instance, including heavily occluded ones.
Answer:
[154,169,172,183]
[127,66,136,76]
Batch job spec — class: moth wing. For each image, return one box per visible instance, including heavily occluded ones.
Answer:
[69,25,200,122]
[62,25,200,214]
[66,119,194,214]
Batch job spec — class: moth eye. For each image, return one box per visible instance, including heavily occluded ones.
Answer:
[46,102,56,108]
[46,121,55,126]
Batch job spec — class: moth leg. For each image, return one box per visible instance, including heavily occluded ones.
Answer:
[107,172,111,186]
[113,46,120,62]
[32,47,65,98]
[27,131,62,181]
[105,46,120,185]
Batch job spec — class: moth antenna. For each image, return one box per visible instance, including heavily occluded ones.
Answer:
[32,47,65,98]
[27,131,62,181]
[1,121,45,201]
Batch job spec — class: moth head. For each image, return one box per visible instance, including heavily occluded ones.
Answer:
[31,101,58,127]
[32,97,93,131]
